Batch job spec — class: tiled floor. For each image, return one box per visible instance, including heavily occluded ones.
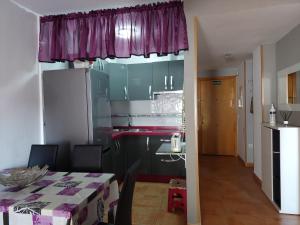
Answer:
[200,156,300,225]
[132,182,186,225]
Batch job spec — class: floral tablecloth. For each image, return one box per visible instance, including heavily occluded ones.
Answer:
[0,172,119,225]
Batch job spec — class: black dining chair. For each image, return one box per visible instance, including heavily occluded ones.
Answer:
[28,144,58,170]
[71,145,103,172]
[99,159,141,225]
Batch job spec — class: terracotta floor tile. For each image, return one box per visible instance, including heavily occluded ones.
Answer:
[200,156,300,225]
[156,212,186,225]
[132,182,185,225]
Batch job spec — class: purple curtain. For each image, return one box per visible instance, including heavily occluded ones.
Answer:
[38,1,189,62]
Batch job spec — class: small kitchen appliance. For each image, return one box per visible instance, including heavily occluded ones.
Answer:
[171,133,182,152]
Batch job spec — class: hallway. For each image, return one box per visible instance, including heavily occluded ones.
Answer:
[200,156,300,225]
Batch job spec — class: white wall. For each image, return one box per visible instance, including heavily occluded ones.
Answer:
[237,62,246,161]
[0,1,41,169]
[253,46,262,179]
[106,53,184,64]
[184,2,201,225]
[198,67,238,77]
[262,44,277,122]
[41,62,69,71]
[245,59,254,163]
[253,44,277,179]
[237,59,254,164]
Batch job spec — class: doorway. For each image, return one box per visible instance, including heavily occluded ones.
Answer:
[198,76,237,156]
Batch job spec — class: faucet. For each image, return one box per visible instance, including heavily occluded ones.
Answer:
[128,115,132,127]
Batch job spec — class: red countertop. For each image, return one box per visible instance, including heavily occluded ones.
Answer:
[112,126,182,140]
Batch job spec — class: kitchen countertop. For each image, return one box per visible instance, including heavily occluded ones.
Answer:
[112,126,182,140]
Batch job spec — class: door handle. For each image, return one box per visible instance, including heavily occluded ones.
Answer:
[124,86,128,100]
[170,75,174,90]
[146,137,150,151]
[164,76,168,90]
[149,85,152,100]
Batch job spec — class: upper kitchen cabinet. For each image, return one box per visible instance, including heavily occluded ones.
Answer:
[128,63,153,100]
[153,60,184,92]
[108,64,128,101]
[92,59,109,74]
[153,61,169,92]
[168,60,184,91]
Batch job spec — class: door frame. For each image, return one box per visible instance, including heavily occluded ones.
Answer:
[197,75,238,156]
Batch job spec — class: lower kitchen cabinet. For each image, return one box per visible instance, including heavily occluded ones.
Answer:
[111,138,126,181]
[102,147,113,173]
[150,136,186,177]
[110,135,185,181]
[125,136,151,175]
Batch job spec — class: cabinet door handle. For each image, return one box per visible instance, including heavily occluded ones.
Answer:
[160,139,171,142]
[146,137,150,151]
[118,140,120,150]
[124,86,128,100]
[170,75,174,90]
[149,85,152,100]
[164,76,168,90]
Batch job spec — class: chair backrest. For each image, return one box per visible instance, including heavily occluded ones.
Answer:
[71,145,102,172]
[28,145,58,170]
[115,159,141,225]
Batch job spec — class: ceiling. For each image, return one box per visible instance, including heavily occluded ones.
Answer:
[11,0,300,70]
[190,0,300,70]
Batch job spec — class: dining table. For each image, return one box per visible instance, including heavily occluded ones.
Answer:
[0,171,119,225]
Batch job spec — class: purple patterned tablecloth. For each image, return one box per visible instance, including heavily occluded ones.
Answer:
[0,172,119,225]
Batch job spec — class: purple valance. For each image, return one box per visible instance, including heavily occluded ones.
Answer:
[38,1,189,62]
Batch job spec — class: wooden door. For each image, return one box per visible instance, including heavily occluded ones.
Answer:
[288,72,296,104]
[198,76,237,156]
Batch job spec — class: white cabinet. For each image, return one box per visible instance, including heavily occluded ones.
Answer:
[262,124,300,214]
[261,126,272,200]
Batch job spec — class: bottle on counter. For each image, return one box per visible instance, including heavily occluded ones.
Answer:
[269,104,276,125]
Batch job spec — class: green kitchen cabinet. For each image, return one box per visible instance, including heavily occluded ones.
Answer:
[111,138,127,181]
[110,134,186,182]
[168,60,184,91]
[152,61,169,92]
[108,64,128,101]
[127,63,153,100]
[125,136,151,175]
[152,60,184,92]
